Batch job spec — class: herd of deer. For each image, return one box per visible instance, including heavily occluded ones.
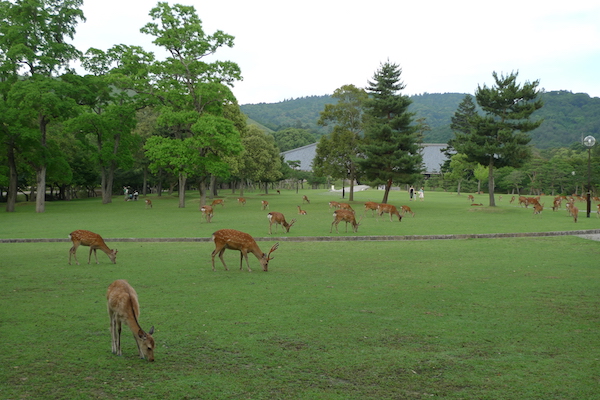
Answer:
[69,190,599,362]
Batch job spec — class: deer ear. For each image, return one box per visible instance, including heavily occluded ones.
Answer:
[148,326,155,335]
[138,329,145,338]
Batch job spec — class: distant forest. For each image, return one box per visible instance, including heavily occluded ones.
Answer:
[240,91,600,149]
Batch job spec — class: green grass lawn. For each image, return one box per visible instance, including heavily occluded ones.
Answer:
[1,189,599,399]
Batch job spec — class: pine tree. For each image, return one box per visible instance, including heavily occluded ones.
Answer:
[358,61,423,203]
[451,71,543,206]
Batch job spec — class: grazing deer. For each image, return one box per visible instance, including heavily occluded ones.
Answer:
[509,196,516,204]
[552,198,561,211]
[377,204,402,222]
[211,229,279,272]
[302,195,310,204]
[297,205,307,215]
[467,194,475,202]
[400,205,415,217]
[237,197,246,206]
[145,199,152,208]
[68,230,117,265]
[261,200,269,210]
[364,201,379,216]
[277,190,281,195]
[571,205,579,222]
[533,203,544,215]
[211,199,224,207]
[338,202,354,212]
[330,210,362,233]
[200,205,213,223]
[267,212,296,234]
[329,201,341,209]
[106,279,155,361]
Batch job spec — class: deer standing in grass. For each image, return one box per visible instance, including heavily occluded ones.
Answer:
[297,205,307,215]
[211,199,224,207]
[338,202,354,212]
[200,205,213,223]
[145,199,152,208]
[302,195,310,204]
[467,195,475,202]
[211,229,279,272]
[267,212,296,234]
[329,201,341,209]
[237,197,246,206]
[68,230,117,265]
[533,203,544,215]
[106,279,155,361]
[364,201,379,216]
[400,205,415,217]
[330,210,362,233]
[377,204,402,222]
[261,200,269,210]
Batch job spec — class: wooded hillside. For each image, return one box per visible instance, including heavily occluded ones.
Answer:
[240,91,600,149]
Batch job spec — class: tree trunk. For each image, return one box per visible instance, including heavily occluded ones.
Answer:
[142,166,148,196]
[6,141,17,212]
[381,178,393,204]
[101,165,114,204]
[456,179,462,196]
[178,172,187,208]
[35,166,46,213]
[488,162,496,207]
[197,178,207,208]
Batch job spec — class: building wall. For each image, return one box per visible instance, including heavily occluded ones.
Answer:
[281,143,448,175]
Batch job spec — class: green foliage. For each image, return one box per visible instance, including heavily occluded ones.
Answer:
[240,95,335,136]
[241,91,600,149]
[451,71,543,205]
[358,61,422,202]
[271,128,315,152]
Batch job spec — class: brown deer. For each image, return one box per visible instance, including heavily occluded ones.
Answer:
[571,205,579,222]
[377,204,403,222]
[261,200,269,210]
[211,229,279,272]
[533,203,544,215]
[467,194,475,202]
[267,212,296,234]
[200,205,213,223]
[68,230,117,265]
[211,199,224,207]
[297,205,307,215]
[145,199,152,208]
[106,279,155,361]
[237,197,246,206]
[596,203,600,218]
[329,201,341,209]
[400,205,415,217]
[330,210,362,233]
[302,195,310,204]
[509,196,516,204]
[364,201,379,216]
[338,202,354,212]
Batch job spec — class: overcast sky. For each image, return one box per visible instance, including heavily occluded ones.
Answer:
[70,0,600,105]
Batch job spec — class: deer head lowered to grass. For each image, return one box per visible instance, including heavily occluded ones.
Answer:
[211,229,279,272]
[68,230,117,265]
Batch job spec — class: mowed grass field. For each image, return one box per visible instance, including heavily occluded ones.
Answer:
[1,189,599,399]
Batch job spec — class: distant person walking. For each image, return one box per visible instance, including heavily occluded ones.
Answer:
[419,187,424,201]
[123,186,129,201]
[409,186,415,201]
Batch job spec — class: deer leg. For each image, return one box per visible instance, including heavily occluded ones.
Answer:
[242,251,252,272]
[218,248,229,270]
[69,245,79,265]
[87,247,94,264]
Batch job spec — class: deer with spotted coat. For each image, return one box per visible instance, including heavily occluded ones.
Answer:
[68,230,117,265]
[211,229,279,272]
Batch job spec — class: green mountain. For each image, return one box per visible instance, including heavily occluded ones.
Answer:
[240,91,600,149]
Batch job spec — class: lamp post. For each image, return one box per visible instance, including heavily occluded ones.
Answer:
[583,135,596,218]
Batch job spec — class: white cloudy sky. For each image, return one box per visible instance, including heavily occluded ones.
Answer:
[70,0,600,105]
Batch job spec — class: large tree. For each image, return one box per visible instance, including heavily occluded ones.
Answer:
[0,0,85,212]
[357,61,422,203]
[451,71,543,206]
[315,84,367,201]
[140,2,243,208]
